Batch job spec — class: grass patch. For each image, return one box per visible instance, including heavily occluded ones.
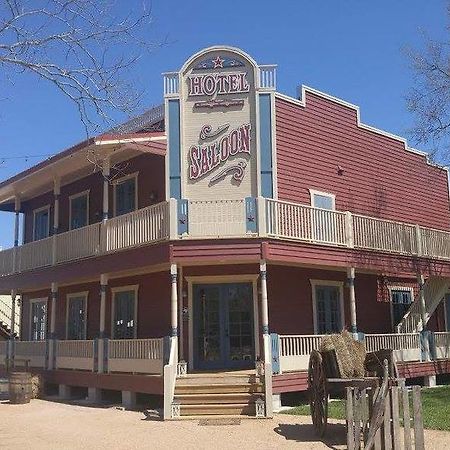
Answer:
[281,385,450,431]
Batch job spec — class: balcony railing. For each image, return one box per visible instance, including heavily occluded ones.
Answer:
[1,197,450,276]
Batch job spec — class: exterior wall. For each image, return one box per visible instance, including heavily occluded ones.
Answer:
[21,153,165,243]
[275,93,450,231]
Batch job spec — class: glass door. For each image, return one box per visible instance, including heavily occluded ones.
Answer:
[315,285,342,334]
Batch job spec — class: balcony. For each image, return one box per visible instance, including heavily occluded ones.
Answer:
[0,197,450,276]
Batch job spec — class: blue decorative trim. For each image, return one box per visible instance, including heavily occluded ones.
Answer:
[171,327,178,337]
[100,285,107,294]
[262,325,269,335]
[168,100,181,199]
[347,278,355,287]
[102,212,109,221]
[177,199,189,235]
[193,56,244,70]
[270,333,280,374]
[51,292,57,300]
[259,94,273,198]
[260,270,267,281]
[171,273,178,283]
[14,240,18,247]
[245,197,257,233]
[350,325,358,333]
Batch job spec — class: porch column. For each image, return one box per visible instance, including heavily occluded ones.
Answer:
[170,264,178,337]
[102,158,110,222]
[53,178,61,234]
[347,267,357,334]
[260,260,270,362]
[8,289,17,364]
[98,274,108,373]
[48,282,58,370]
[13,196,20,273]
[417,273,430,361]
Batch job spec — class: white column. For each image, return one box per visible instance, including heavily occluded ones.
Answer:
[53,178,60,234]
[102,158,110,222]
[99,274,108,337]
[10,289,17,337]
[178,266,184,360]
[170,264,178,338]
[417,273,430,361]
[347,267,357,335]
[13,196,21,273]
[260,260,270,362]
[50,282,58,338]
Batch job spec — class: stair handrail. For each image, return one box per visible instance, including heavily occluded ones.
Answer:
[163,336,178,420]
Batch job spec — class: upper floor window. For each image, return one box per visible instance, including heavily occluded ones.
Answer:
[30,298,47,341]
[112,286,138,339]
[114,173,138,217]
[310,190,335,210]
[66,292,88,340]
[33,206,50,241]
[70,191,89,230]
[390,288,413,329]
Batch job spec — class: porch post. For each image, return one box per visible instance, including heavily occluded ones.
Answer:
[102,158,110,222]
[347,267,357,335]
[49,282,58,370]
[417,273,430,361]
[170,264,178,338]
[260,260,270,362]
[13,196,20,273]
[98,274,108,373]
[8,289,17,365]
[53,178,60,234]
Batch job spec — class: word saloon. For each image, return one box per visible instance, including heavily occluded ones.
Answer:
[189,124,251,180]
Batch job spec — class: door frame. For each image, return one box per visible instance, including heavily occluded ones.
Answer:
[310,279,345,334]
[186,274,260,371]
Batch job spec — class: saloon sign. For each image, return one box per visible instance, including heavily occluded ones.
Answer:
[186,54,253,185]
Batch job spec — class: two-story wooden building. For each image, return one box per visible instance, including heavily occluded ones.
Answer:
[0,46,449,418]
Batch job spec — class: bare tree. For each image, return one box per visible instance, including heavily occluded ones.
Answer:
[405,2,450,163]
[0,0,163,134]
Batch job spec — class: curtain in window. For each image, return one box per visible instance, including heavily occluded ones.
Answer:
[113,290,135,339]
[115,178,136,216]
[34,209,49,240]
[70,195,88,229]
[67,296,86,339]
[31,301,47,341]
[392,290,413,327]
[316,286,341,334]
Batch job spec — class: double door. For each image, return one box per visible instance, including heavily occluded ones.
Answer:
[193,283,254,370]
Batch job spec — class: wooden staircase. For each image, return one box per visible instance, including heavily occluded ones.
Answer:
[173,371,265,418]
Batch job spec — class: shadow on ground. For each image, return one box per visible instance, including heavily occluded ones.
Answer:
[274,422,347,450]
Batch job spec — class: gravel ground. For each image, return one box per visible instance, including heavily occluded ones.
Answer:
[1,399,449,449]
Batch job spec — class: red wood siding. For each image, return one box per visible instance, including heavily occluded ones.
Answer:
[275,93,450,231]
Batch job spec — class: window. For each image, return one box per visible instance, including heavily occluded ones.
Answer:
[33,206,50,241]
[390,289,413,328]
[310,190,335,211]
[70,192,89,230]
[30,299,47,341]
[66,293,88,340]
[112,286,138,339]
[311,281,344,334]
[114,174,137,216]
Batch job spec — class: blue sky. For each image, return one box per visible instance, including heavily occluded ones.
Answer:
[0,0,448,248]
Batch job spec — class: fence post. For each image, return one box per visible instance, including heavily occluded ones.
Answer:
[270,333,280,374]
[415,224,423,257]
[345,211,354,248]
[169,198,180,238]
[245,197,258,234]
[103,338,109,373]
[257,196,267,237]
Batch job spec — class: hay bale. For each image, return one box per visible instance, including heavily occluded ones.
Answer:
[30,374,44,399]
[320,331,365,378]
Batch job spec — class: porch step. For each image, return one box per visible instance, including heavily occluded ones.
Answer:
[177,373,260,385]
[175,382,264,395]
[175,392,263,404]
[179,402,256,416]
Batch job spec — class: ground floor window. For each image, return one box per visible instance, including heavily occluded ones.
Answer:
[66,293,88,340]
[112,286,138,339]
[390,288,413,329]
[30,299,47,341]
[311,281,343,334]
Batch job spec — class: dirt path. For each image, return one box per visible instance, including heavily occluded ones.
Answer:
[0,399,449,449]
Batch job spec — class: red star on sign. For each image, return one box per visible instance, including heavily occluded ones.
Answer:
[212,56,224,68]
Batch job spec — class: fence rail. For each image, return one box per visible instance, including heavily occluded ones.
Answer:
[17,237,53,272]
[434,332,450,360]
[55,340,95,371]
[421,227,450,259]
[56,223,101,263]
[14,340,47,368]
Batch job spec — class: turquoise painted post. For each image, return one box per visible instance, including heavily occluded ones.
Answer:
[177,199,189,235]
[245,197,257,233]
[271,333,280,374]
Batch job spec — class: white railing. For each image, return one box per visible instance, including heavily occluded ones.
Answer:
[259,65,277,90]
[108,338,164,374]
[353,215,417,254]
[163,72,179,96]
[0,248,14,276]
[104,202,169,252]
[279,334,323,372]
[434,332,450,360]
[14,340,47,368]
[364,333,421,362]
[17,236,53,272]
[0,297,20,336]
[163,337,178,420]
[56,223,101,263]
[187,199,248,237]
[266,199,347,245]
[421,227,450,259]
[55,340,95,371]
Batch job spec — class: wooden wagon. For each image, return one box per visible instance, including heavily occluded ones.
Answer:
[308,347,398,437]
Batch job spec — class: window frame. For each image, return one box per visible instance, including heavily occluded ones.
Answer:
[29,297,48,341]
[32,204,51,241]
[309,189,336,210]
[310,279,345,334]
[113,172,138,217]
[388,286,414,331]
[111,285,139,339]
[65,291,89,340]
[69,190,90,231]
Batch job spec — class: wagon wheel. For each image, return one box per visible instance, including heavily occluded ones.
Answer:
[308,350,328,437]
